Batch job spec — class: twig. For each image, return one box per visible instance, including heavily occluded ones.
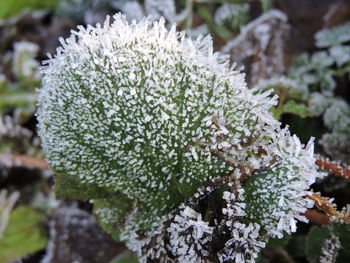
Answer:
[306,194,350,223]
[306,194,337,217]
[315,156,350,180]
[0,153,49,170]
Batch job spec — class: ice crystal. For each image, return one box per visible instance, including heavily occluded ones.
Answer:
[319,234,341,263]
[335,205,350,223]
[218,222,266,263]
[121,177,266,263]
[219,185,266,263]
[167,206,213,262]
[122,201,214,262]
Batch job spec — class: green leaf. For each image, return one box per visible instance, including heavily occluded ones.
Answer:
[0,206,48,263]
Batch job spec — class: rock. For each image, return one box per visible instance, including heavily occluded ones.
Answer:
[222,10,298,85]
[41,207,125,263]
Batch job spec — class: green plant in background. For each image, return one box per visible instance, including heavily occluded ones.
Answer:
[250,20,350,263]
[255,21,350,163]
[36,13,342,262]
[0,0,57,19]
[0,41,42,156]
[0,191,47,263]
[0,41,40,116]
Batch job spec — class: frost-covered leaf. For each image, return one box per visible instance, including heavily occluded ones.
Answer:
[214,3,249,29]
[315,22,350,48]
[243,131,319,238]
[320,132,350,164]
[329,45,350,67]
[318,98,350,162]
[323,100,350,133]
[307,92,331,116]
[222,10,290,85]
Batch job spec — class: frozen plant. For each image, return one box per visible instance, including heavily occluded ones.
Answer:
[12,41,40,81]
[255,21,350,163]
[320,100,350,163]
[315,21,350,48]
[37,14,324,262]
[214,3,249,30]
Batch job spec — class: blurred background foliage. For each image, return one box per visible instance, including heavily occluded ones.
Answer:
[0,0,349,263]
[0,0,58,19]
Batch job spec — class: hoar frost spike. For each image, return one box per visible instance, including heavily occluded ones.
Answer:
[37,13,323,262]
